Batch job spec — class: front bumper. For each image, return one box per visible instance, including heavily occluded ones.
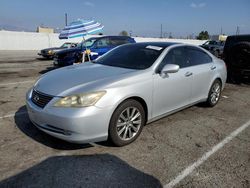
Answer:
[38,53,54,58]
[26,89,113,143]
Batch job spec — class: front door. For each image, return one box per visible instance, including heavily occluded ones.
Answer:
[153,46,193,118]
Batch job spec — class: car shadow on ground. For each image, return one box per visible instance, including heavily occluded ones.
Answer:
[36,57,53,61]
[226,77,250,85]
[0,154,162,188]
[39,66,57,74]
[15,106,92,150]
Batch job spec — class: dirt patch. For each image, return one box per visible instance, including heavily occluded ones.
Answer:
[0,69,39,83]
[0,59,38,64]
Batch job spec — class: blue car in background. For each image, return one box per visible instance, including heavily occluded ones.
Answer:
[54,36,136,67]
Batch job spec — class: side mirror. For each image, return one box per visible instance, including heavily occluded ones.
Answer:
[161,64,180,76]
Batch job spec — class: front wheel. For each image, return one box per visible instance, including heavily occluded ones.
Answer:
[206,80,222,107]
[109,99,146,146]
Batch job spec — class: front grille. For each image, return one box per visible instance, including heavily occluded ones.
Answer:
[41,50,46,54]
[57,53,67,60]
[31,90,53,108]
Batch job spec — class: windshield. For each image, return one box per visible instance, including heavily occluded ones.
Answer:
[95,44,164,70]
[61,43,72,48]
[77,38,98,49]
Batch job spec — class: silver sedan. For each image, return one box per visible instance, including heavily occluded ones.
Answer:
[26,42,227,146]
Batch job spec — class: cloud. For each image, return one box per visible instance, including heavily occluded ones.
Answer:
[84,1,95,7]
[190,2,206,8]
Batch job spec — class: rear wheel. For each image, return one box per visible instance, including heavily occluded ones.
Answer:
[109,99,145,146]
[206,80,222,107]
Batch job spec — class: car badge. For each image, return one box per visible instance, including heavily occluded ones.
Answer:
[34,95,40,102]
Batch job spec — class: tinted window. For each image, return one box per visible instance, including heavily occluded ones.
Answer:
[158,47,188,71]
[187,47,212,66]
[209,41,216,45]
[61,43,72,48]
[84,38,97,48]
[95,38,111,48]
[110,38,129,46]
[95,44,163,70]
[76,38,98,48]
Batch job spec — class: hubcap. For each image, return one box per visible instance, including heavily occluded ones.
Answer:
[210,83,221,104]
[116,107,142,141]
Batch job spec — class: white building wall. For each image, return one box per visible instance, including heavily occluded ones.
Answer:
[0,30,205,50]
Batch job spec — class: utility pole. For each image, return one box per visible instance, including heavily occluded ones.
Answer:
[236,26,240,35]
[220,27,223,35]
[169,32,172,38]
[160,24,163,38]
[65,13,68,26]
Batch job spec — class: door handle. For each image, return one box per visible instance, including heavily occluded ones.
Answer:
[211,66,216,70]
[185,72,193,77]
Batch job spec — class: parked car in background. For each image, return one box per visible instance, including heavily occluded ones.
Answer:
[26,42,227,146]
[200,40,225,57]
[223,35,250,83]
[38,42,78,59]
[53,36,136,67]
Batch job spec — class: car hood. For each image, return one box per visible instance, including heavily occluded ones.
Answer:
[34,63,136,96]
[42,47,61,51]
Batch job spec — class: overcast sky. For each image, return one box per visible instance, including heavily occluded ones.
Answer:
[0,0,250,37]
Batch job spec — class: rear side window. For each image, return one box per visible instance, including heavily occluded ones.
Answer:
[158,47,189,71]
[95,38,111,48]
[187,47,212,66]
[110,38,129,46]
[209,41,216,45]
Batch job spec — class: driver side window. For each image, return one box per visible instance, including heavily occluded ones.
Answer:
[95,38,111,48]
[158,47,188,71]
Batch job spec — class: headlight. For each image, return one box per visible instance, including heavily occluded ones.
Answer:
[48,50,53,54]
[54,91,106,107]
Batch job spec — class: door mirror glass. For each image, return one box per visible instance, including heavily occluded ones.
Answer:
[161,64,180,75]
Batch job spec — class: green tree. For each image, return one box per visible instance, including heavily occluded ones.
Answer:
[197,31,209,40]
[119,30,129,36]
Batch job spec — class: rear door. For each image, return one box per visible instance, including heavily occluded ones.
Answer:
[92,38,112,57]
[186,46,214,102]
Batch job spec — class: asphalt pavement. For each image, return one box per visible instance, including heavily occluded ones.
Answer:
[0,51,249,188]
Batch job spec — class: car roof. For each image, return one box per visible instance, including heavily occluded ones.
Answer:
[227,34,250,38]
[124,42,179,49]
[87,36,133,40]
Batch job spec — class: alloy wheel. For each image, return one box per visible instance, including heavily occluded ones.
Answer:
[210,82,221,104]
[116,107,142,141]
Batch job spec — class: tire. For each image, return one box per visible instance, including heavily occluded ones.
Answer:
[206,79,222,107]
[227,72,241,84]
[109,99,146,146]
[227,42,250,84]
[75,53,83,63]
[230,42,250,66]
